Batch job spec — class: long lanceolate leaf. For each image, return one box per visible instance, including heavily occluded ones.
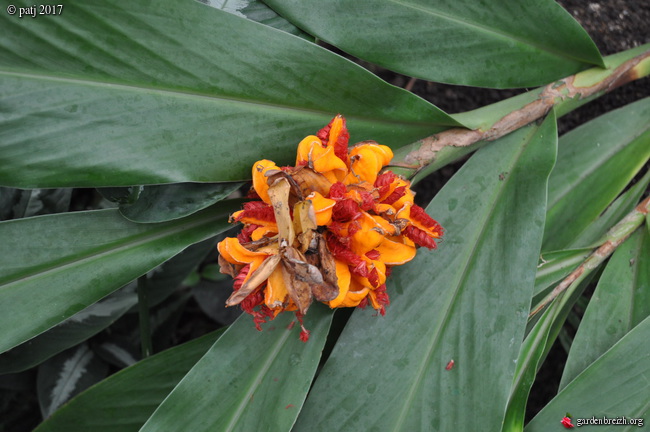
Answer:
[294,114,557,431]
[0,201,239,354]
[559,228,650,390]
[543,97,650,252]
[525,315,650,431]
[140,305,334,432]
[264,0,603,88]
[34,330,224,432]
[0,0,459,189]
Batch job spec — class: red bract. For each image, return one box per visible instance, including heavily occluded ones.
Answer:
[404,225,439,249]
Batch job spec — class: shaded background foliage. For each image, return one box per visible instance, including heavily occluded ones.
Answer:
[0,0,647,430]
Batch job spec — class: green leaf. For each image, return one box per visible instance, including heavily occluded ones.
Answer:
[0,236,217,374]
[525,315,650,431]
[559,228,650,390]
[119,182,243,223]
[0,284,136,375]
[0,0,459,189]
[200,263,227,282]
[264,0,603,88]
[37,344,108,418]
[568,169,650,249]
[534,248,592,297]
[294,114,557,430]
[543,97,650,251]
[0,201,239,354]
[34,330,223,432]
[140,304,334,432]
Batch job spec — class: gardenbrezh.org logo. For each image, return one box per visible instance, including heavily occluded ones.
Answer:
[561,414,644,428]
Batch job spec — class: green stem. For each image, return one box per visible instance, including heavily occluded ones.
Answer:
[529,196,650,318]
[388,44,650,182]
[137,275,153,358]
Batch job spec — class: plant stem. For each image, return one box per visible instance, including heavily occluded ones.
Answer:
[137,275,153,358]
[529,196,650,318]
[389,45,650,181]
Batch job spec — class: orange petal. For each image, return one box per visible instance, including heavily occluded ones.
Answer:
[339,290,369,307]
[251,226,277,241]
[350,212,385,256]
[217,237,272,265]
[306,192,336,226]
[252,160,281,204]
[352,259,386,290]
[375,235,417,265]
[296,136,347,176]
[327,260,352,308]
[345,143,394,185]
[265,265,289,309]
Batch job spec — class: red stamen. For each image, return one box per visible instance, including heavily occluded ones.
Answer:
[404,225,438,249]
[237,224,260,243]
[236,201,276,223]
[317,116,349,163]
[359,191,375,211]
[295,312,311,342]
[233,264,250,292]
[326,234,368,277]
[347,220,361,237]
[381,186,406,205]
[328,182,347,199]
[365,249,380,260]
[374,283,390,316]
[332,199,362,222]
[247,188,261,200]
[410,204,443,234]
[251,305,275,331]
[367,267,380,288]
[374,171,396,188]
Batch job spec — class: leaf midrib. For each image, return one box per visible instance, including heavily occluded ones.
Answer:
[390,125,538,431]
[548,129,649,210]
[389,0,598,65]
[0,69,448,129]
[0,209,224,290]
[223,326,293,432]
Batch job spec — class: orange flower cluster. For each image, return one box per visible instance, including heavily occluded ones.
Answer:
[218,115,443,341]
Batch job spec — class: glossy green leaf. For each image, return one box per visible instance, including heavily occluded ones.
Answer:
[534,248,591,297]
[264,0,603,88]
[568,169,650,248]
[543,97,650,251]
[119,182,243,223]
[34,330,223,432]
[0,201,238,354]
[0,284,136,375]
[0,236,216,374]
[140,304,333,432]
[0,0,459,189]
[294,115,557,430]
[37,344,108,418]
[503,273,598,431]
[525,315,650,431]
[559,228,650,390]
[502,304,555,432]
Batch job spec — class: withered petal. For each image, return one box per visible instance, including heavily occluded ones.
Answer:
[280,260,313,315]
[267,177,295,245]
[225,254,281,307]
